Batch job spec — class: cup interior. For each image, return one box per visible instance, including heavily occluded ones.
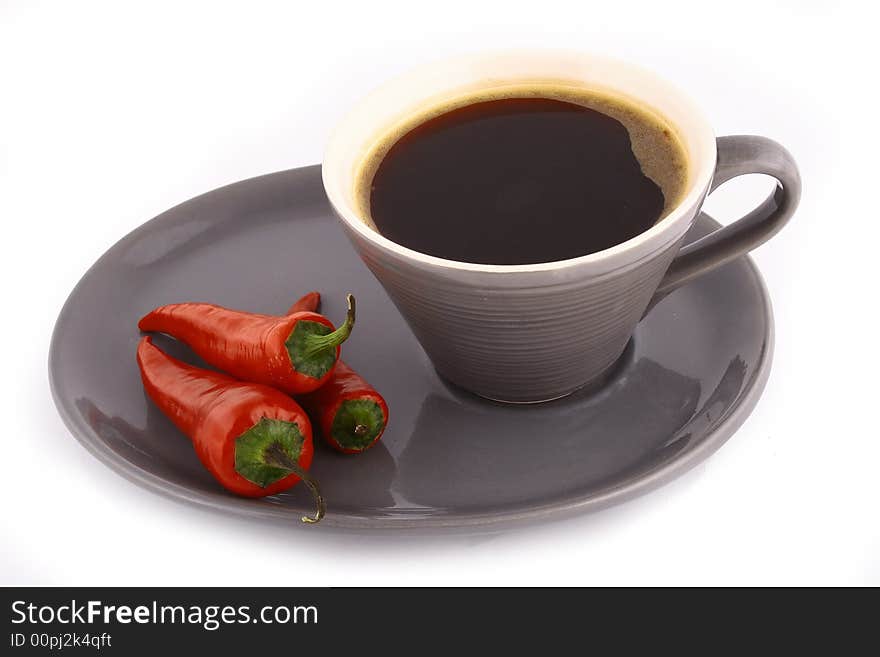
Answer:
[323,50,717,272]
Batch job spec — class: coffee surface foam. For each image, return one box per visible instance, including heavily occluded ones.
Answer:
[354,83,690,229]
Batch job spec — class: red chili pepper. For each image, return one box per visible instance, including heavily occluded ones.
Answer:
[136,336,325,523]
[288,292,389,454]
[138,295,355,395]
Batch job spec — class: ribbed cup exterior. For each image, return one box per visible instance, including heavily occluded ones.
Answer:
[342,225,686,402]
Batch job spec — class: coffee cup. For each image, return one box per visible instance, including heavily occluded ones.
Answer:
[323,50,800,403]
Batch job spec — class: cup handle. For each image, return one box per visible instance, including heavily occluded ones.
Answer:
[651,135,801,301]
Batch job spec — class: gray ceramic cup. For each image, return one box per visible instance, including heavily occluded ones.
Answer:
[323,51,800,402]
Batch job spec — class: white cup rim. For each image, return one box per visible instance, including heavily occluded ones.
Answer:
[323,49,717,275]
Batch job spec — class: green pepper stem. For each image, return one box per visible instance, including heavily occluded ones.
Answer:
[299,294,356,360]
[264,442,326,524]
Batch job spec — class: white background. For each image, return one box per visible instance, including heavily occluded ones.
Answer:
[2,1,877,586]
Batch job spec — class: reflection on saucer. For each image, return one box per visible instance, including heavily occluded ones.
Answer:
[291,441,398,512]
[659,355,748,452]
[394,357,702,510]
[75,396,216,490]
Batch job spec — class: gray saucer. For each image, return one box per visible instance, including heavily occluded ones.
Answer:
[49,165,773,531]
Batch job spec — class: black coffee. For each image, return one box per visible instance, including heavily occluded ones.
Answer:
[359,90,688,265]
